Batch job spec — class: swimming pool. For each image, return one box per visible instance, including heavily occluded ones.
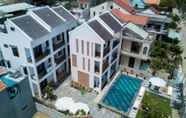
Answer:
[0,75,16,87]
[100,74,143,115]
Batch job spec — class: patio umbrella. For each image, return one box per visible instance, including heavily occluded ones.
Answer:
[75,102,90,114]
[149,77,167,88]
[55,97,74,111]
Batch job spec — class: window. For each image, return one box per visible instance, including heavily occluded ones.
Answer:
[76,39,79,53]
[110,5,113,9]
[11,46,19,57]
[87,42,89,56]
[143,47,148,55]
[57,35,61,41]
[7,60,11,68]
[10,27,15,31]
[61,32,64,41]
[66,30,69,43]
[4,44,8,48]
[83,58,85,70]
[23,67,28,75]
[93,11,96,16]
[88,59,90,72]
[81,40,84,54]
[71,54,77,66]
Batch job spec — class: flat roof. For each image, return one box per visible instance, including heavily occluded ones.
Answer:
[0,3,34,14]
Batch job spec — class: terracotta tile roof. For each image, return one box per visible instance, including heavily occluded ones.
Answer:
[144,0,160,5]
[112,9,149,26]
[114,0,136,14]
[0,67,8,76]
[79,0,89,4]
[0,81,6,91]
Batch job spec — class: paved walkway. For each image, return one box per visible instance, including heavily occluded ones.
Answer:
[54,78,120,118]
[180,22,186,74]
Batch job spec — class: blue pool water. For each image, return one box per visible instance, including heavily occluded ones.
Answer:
[101,74,142,114]
[129,0,145,8]
[0,76,16,87]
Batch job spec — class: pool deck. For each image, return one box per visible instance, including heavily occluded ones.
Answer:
[129,86,146,118]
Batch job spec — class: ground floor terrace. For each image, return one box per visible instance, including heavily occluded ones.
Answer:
[53,77,120,118]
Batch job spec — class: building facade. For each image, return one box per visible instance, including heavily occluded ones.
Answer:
[0,6,77,98]
[0,67,36,118]
[120,23,154,70]
[70,12,122,92]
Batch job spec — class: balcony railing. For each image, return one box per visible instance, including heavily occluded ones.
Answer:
[112,40,120,49]
[111,53,118,62]
[102,62,109,73]
[121,49,149,60]
[37,70,47,79]
[53,40,65,51]
[35,49,50,62]
[103,47,110,56]
[55,55,65,65]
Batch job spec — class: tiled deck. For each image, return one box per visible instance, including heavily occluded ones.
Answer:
[54,77,120,118]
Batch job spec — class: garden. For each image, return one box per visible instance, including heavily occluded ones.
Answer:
[136,92,172,118]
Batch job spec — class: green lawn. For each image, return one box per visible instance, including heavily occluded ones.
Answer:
[136,92,172,118]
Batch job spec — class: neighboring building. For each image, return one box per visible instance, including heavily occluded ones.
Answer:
[78,0,90,9]
[90,0,135,18]
[0,5,77,98]
[120,23,154,70]
[70,12,123,92]
[0,3,34,23]
[0,67,36,118]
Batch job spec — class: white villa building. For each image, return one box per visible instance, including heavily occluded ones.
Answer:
[90,0,135,18]
[0,6,77,98]
[70,12,123,92]
[120,23,154,70]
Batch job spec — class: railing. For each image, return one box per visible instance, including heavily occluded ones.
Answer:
[103,47,110,56]
[102,62,109,73]
[53,40,65,51]
[55,55,65,65]
[35,49,50,62]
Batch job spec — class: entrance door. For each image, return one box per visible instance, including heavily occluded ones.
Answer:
[128,57,135,68]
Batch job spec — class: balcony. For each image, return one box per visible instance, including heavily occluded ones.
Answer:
[121,49,149,60]
[34,49,50,62]
[111,52,118,62]
[102,61,109,73]
[112,40,120,49]
[55,55,65,65]
[53,40,65,51]
[103,46,110,57]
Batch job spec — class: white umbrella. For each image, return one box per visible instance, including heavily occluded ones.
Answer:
[55,97,74,111]
[149,77,167,88]
[75,102,90,114]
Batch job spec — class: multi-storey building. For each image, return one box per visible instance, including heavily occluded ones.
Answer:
[90,0,171,38]
[0,67,36,118]
[90,0,135,18]
[0,6,77,98]
[120,23,154,70]
[70,12,122,92]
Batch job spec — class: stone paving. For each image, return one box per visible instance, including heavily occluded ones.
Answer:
[54,77,121,118]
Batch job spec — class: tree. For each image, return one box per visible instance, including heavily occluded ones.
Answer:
[150,39,183,79]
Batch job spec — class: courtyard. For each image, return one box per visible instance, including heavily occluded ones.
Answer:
[53,77,121,118]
